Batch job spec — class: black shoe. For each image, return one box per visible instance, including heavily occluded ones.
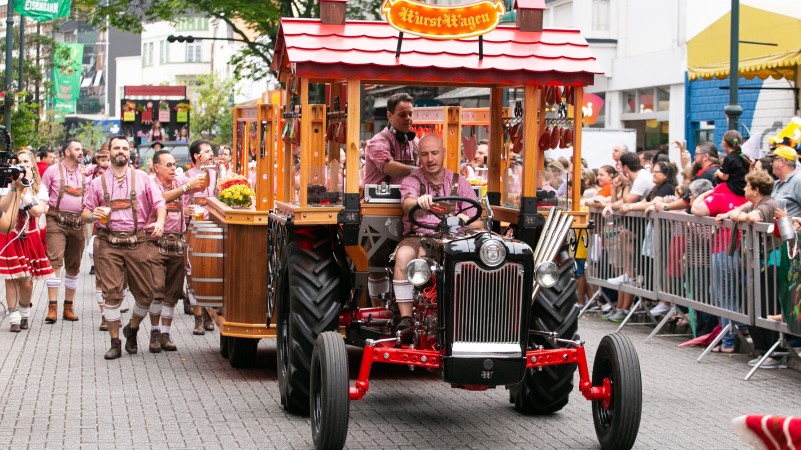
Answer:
[89,265,95,275]
[105,338,122,360]
[122,324,139,354]
[394,316,415,345]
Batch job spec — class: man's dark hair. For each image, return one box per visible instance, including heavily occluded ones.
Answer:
[107,134,129,148]
[696,141,718,160]
[60,139,79,156]
[37,148,50,159]
[478,139,489,146]
[619,152,641,171]
[190,139,212,164]
[386,93,413,114]
[152,149,171,165]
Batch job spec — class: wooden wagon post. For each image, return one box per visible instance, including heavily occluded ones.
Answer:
[255,103,276,211]
[517,84,545,247]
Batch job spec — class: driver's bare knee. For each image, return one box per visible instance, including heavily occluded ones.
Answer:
[393,246,416,279]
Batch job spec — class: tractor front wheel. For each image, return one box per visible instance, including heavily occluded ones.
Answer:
[310,331,349,450]
[592,333,642,450]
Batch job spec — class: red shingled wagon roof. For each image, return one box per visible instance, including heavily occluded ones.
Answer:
[271,18,604,86]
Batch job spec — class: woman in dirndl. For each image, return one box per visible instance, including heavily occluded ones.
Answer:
[0,150,54,332]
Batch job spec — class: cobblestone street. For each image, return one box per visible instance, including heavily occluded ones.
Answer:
[1,258,800,449]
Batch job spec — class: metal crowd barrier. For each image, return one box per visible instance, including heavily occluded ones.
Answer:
[584,207,789,378]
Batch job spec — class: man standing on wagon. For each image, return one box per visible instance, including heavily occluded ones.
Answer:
[363,92,420,306]
[82,135,167,360]
[41,139,87,324]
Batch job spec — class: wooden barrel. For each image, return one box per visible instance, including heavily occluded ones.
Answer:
[187,227,224,307]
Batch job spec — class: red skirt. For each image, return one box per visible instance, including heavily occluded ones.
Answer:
[0,219,54,279]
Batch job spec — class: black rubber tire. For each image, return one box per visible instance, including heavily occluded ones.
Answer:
[310,331,349,450]
[511,245,579,414]
[229,337,258,369]
[592,333,642,450]
[277,226,342,415]
[220,335,230,359]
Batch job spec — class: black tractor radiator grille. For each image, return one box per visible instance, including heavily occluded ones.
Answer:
[451,261,525,345]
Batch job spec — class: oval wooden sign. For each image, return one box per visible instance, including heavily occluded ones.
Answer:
[382,0,506,40]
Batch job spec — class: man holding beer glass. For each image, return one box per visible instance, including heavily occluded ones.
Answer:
[145,149,206,352]
[82,135,167,360]
[184,139,218,334]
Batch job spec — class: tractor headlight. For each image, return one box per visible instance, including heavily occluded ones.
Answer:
[405,258,432,286]
[479,239,506,267]
[535,261,559,288]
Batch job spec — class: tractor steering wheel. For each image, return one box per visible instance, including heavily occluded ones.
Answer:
[408,196,483,231]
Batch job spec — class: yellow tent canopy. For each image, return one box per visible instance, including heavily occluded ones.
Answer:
[688,5,801,81]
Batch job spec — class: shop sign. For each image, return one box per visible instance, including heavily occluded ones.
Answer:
[382,0,506,40]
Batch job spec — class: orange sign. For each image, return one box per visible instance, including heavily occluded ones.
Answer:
[382,0,506,40]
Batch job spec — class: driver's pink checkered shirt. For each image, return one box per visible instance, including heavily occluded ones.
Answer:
[400,168,478,236]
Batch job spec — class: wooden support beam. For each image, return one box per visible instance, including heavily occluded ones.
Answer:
[255,103,276,211]
[444,106,461,173]
[299,77,310,206]
[488,87,504,202]
[345,79,362,194]
[521,85,542,198]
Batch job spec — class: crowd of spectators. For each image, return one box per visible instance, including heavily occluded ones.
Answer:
[577,135,801,368]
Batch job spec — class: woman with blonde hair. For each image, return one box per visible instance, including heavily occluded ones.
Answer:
[0,150,54,331]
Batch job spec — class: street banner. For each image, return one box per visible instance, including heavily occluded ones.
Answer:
[52,43,83,115]
[15,0,72,22]
[778,238,801,335]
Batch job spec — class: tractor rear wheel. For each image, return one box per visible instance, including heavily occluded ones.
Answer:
[276,226,342,415]
[511,245,579,414]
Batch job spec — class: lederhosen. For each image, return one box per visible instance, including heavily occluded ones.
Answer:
[149,179,187,306]
[45,163,87,273]
[96,168,145,247]
[400,173,462,250]
[152,180,186,256]
[93,169,155,304]
[46,163,85,230]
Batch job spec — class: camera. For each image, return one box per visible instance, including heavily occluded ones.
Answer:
[0,126,26,187]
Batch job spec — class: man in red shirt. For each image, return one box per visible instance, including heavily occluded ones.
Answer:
[37,148,55,177]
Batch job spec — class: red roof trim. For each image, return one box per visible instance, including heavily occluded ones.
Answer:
[274,18,603,86]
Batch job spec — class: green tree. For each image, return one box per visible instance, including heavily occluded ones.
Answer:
[189,73,236,146]
[9,99,39,148]
[73,121,107,150]
[32,118,66,149]
[72,0,383,81]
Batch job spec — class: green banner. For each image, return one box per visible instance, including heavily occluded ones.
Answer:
[778,238,801,335]
[52,43,83,115]
[15,0,71,22]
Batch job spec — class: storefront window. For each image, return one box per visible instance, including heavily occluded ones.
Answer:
[624,91,636,113]
[657,86,670,112]
[639,91,654,113]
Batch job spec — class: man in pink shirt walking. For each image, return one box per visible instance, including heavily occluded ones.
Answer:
[145,150,205,352]
[81,135,167,360]
[41,140,87,323]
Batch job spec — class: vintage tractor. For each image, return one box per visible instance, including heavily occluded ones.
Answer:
[272,201,641,450]
[264,2,643,449]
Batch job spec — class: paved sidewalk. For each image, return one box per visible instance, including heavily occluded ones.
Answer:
[1,259,800,449]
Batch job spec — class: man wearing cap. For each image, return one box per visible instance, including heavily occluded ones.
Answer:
[81,135,167,360]
[41,139,88,324]
[770,145,801,217]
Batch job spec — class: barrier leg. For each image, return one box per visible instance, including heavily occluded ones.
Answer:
[744,332,787,381]
[615,297,642,333]
[578,289,608,318]
[644,305,692,344]
[697,322,731,363]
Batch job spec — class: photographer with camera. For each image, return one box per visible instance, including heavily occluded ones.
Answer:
[0,149,54,332]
